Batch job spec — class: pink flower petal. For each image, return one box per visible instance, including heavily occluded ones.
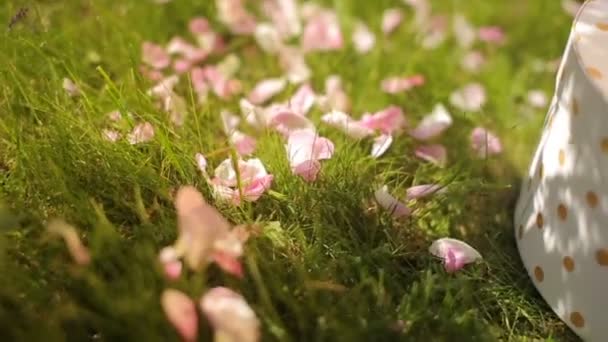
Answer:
[382,8,403,35]
[107,110,122,121]
[47,219,91,266]
[320,110,373,139]
[167,37,209,63]
[189,17,210,35]
[374,186,412,218]
[406,184,443,200]
[371,134,393,158]
[292,159,322,182]
[421,15,448,49]
[247,78,287,105]
[216,0,257,35]
[261,0,301,39]
[127,122,155,145]
[212,159,272,202]
[161,289,199,342]
[415,144,447,167]
[195,153,208,174]
[429,237,482,273]
[449,83,486,112]
[289,84,316,116]
[254,23,283,54]
[148,75,180,98]
[453,14,476,49]
[278,46,311,84]
[302,9,344,52]
[470,127,502,157]
[381,75,425,94]
[211,251,244,278]
[241,174,274,202]
[142,41,170,70]
[408,104,452,141]
[286,129,334,181]
[478,26,505,44]
[231,131,257,156]
[200,287,260,342]
[317,75,351,112]
[527,90,548,109]
[202,66,241,100]
[352,21,375,54]
[63,78,81,97]
[174,186,231,270]
[360,105,407,134]
[159,247,184,280]
[102,129,121,142]
[461,51,486,73]
[270,111,315,136]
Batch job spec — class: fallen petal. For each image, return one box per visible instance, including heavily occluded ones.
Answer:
[352,21,376,54]
[453,14,476,49]
[478,26,505,44]
[461,51,486,73]
[200,287,260,342]
[381,75,425,94]
[527,89,548,109]
[382,8,403,35]
[161,289,199,342]
[321,110,373,139]
[247,78,287,105]
[142,41,171,69]
[449,83,486,112]
[408,103,452,141]
[254,23,283,53]
[374,186,412,218]
[302,9,344,52]
[470,127,502,157]
[429,237,482,273]
[371,134,393,158]
[406,184,443,200]
[127,122,155,145]
[360,105,407,134]
[289,83,316,116]
[415,144,447,167]
[63,78,81,97]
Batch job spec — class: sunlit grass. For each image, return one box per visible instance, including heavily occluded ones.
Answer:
[0,0,579,340]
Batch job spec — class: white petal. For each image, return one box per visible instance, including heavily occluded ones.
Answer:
[429,238,482,263]
[374,186,411,218]
[371,134,393,158]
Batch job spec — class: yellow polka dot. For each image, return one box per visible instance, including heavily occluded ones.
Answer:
[571,97,579,116]
[601,138,608,153]
[596,22,608,31]
[586,191,599,208]
[534,266,544,282]
[596,248,608,266]
[536,212,544,229]
[587,66,603,79]
[518,224,523,240]
[557,204,568,221]
[558,149,566,166]
[563,256,575,272]
[570,312,585,328]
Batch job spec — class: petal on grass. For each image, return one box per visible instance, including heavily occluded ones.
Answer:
[200,287,260,342]
[374,186,412,218]
[382,8,403,35]
[161,289,199,342]
[381,75,425,94]
[127,122,155,145]
[449,83,486,112]
[371,134,393,158]
[429,238,482,273]
[142,41,170,69]
[408,103,453,141]
[247,78,287,105]
[352,21,376,54]
[406,184,443,200]
[415,144,447,167]
[320,110,373,139]
[470,127,502,157]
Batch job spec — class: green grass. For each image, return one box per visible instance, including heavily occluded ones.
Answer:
[0,0,579,340]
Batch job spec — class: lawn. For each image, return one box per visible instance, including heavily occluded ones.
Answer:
[0,0,580,341]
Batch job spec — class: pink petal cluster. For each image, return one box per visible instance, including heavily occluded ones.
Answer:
[159,186,252,278]
[210,158,274,204]
[429,238,482,273]
[161,286,260,342]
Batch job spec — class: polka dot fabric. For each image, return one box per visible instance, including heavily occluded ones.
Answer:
[514,1,608,340]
